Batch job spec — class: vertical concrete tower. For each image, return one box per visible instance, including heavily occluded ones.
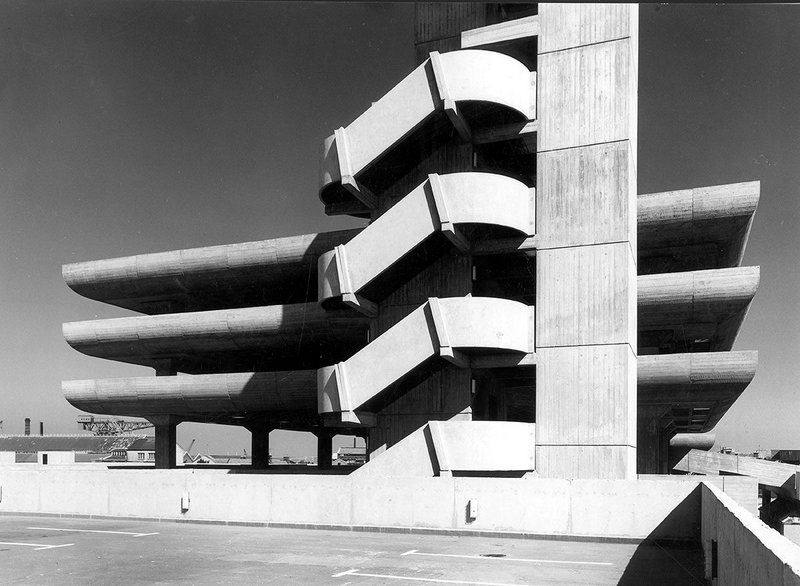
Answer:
[534,6,638,478]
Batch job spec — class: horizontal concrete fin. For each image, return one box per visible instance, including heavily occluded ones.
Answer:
[63,303,369,371]
[62,230,357,314]
[62,371,318,420]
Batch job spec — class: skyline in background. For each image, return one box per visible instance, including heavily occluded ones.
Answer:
[0,3,797,457]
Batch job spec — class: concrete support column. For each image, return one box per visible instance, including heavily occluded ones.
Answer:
[535,5,639,479]
[317,430,333,470]
[637,406,673,474]
[147,415,179,469]
[246,424,271,469]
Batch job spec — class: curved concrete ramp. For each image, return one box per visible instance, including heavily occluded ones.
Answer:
[319,296,533,424]
[63,230,357,314]
[318,173,533,314]
[63,370,317,420]
[63,303,369,372]
[320,50,532,212]
[355,420,536,477]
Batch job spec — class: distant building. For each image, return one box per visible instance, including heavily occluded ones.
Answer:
[0,435,149,464]
[0,435,187,465]
[334,446,366,466]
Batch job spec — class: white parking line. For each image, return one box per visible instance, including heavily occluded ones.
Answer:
[332,568,539,585]
[28,527,159,538]
[401,549,613,566]
[0,541,74,551]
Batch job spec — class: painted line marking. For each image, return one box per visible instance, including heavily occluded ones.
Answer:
[0,541,74,551]
[332,568,540,585]
[28,527,159,538]
[401,549,613,566]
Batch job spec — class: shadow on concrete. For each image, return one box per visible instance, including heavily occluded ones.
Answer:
[618,485,706,585]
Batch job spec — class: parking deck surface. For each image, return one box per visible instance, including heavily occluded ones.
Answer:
[0,515,704,585]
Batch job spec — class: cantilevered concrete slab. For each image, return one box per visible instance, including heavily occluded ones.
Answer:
[639,351,758,432]
[320,50,533,215]
[638,267,759,354]
[63,180,757,317]
[638,181,759,275]
[63,303,369,373]
[63,230,357,314]
[63,371,317,423]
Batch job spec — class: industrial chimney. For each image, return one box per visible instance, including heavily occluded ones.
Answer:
[24,418,30,436]
[39,421,44,436]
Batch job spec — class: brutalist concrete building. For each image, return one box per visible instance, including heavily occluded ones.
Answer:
[62,4,758,481]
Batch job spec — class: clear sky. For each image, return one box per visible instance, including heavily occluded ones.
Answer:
[0,3,797,457]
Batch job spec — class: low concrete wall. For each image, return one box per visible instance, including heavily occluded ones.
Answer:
[0,465,710,540]
[701,482,800,585]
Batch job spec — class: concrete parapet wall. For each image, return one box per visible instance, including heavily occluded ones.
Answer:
[0,466,714,541]
[702,482,800,585]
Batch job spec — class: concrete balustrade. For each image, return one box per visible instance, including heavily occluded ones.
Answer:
[318,172,533,314]
[318,297,533,424]
[320,50,533,210]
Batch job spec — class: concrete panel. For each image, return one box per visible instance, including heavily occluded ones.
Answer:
[570,478,700,540]
[538,40,637,152]
[536,345,636,446]
[0,466,728,541]
[184,473,272,522]
[358,421,534,477]
[453,477,572,534]
[536,243,637,348]
[270,476,351,525]
[535,445,636,480]
[107,470,187,518]
[701,483,800,585]
[537,141,635,248]
[539,4,637,54]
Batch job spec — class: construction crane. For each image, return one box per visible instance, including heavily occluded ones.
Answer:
[78,416,153,436]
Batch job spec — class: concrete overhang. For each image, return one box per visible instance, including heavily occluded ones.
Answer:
[638,351,757,432]
[62,230,357,315]
[638,266,760,354]
[63,371,319,423]
[638,181,759,275]
[63,303,370,373]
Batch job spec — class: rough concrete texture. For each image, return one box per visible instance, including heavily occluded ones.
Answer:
[702,482,800,585]
[0,466,723,541]
[355,421,536,477]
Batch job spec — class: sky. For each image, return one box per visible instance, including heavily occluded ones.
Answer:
[0,3,797,457]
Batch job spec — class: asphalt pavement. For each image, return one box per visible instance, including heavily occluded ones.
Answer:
[0,515,705,585]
